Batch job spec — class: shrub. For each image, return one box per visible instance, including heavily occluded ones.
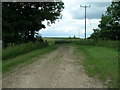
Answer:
[75,39,95,45]
[75,39,119,50]
[95,40,119,50]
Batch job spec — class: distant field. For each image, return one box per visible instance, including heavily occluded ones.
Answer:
[43,37,119,50]
[43,38,56,45]
[43,37,81,45]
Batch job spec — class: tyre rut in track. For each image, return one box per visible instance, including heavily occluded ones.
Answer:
[3,45,104,88]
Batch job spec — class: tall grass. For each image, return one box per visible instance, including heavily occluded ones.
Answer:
[75,39,95,45]
[3,45,57,73]
[95,40,119,50]
[2,41,48,60]
[54,38,119,50]
[74,39,119,50]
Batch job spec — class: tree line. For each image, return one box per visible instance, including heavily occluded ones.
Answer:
[2,2,64,47]
[89,1,120,40]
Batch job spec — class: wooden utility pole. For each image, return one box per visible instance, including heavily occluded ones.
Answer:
[80,5,91,39]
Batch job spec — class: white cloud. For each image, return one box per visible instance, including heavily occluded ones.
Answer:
[39,19,100,38]
[62,1,111,19]
[39,1,111,38]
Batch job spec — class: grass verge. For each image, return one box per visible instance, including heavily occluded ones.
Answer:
[3,41,48,60]
[2,45,57,73]
[76,45,118,88]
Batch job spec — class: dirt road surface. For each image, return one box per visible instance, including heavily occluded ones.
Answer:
[3,45,104,88]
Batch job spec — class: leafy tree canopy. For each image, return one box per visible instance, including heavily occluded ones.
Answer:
[89,1,120,40]
[2,2,64,47]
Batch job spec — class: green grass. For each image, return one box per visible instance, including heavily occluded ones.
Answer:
[2,45,57,73]
[48,38,119,50]
[75,39,119,50]
[43,38,56,45]
[3,41,48,60]
[95,40,119,50]
[76,45,118,88]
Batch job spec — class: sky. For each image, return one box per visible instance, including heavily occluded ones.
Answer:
[39,0,112,38]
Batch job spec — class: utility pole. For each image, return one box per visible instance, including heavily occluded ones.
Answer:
[80,5,91,39]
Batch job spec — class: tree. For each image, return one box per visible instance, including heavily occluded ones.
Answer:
[105,1,120,40]
[90,29,101,40]
[98,15,113,40]
[73,35,76,39]
[2,2,64,47]
[89,1,120,40]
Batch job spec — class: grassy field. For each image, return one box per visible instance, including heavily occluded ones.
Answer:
[2,38,119,88]
[43,37,80,45]
[3,45,57,73]
[76,45,118,88]
[44,37,119,50]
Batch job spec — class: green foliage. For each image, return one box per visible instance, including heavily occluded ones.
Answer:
[95,40,119,50]
[2,41,48,60]
[53,38,119,50]
[75,39,95,45]
[75,39,119,50]
[2,2,64,47]
[55,39,73,44]
[90,29,101,40]
[76,45,118,88]
[3,45,57,73]
[90,2,120,40]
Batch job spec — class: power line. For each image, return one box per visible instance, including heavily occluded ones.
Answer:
[80,5,91,39]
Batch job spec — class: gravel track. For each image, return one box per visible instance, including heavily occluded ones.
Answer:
[3,45,104,88]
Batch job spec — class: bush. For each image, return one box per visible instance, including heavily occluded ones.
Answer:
[95,40,119,50]
[75,39,95,45]
[2,41,48,60]
[55,40,72,44]
[75,39,119,50]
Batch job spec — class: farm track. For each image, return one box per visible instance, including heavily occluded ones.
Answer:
[3,45,104,88]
